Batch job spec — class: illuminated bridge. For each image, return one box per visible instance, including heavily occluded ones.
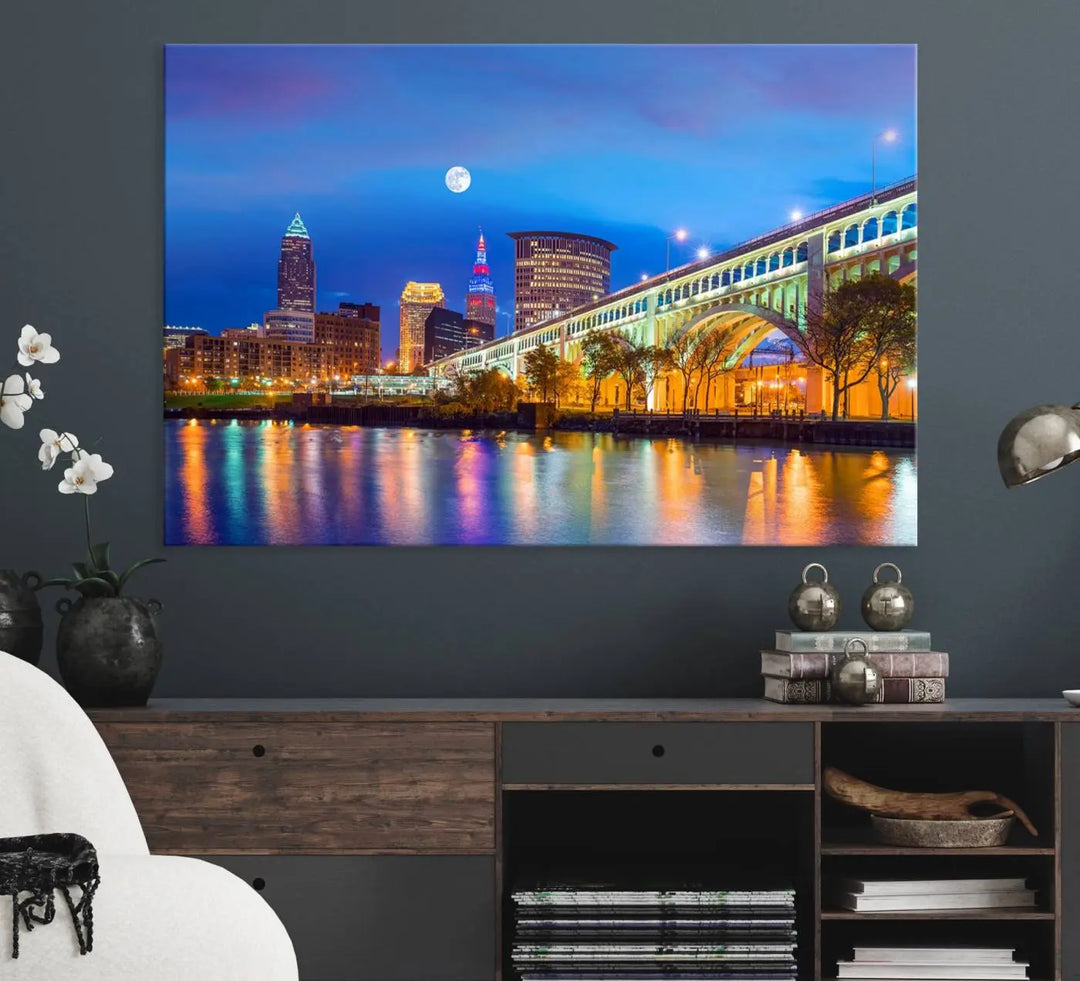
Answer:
[429,177,917,413]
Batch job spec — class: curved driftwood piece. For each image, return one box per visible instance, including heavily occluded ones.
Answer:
[823,766,1039,837]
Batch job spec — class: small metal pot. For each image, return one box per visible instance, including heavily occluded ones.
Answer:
[56,596,163,707]
[0,570,44,666]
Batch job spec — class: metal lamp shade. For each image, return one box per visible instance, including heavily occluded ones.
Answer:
[998,403,1080,487]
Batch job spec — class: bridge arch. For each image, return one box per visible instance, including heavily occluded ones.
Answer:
[678,302,801,345]
[670,302,803,370]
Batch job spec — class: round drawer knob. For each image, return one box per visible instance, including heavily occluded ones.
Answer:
[652,744,666,758]
[252,744,266,758]
[252,877,266,891]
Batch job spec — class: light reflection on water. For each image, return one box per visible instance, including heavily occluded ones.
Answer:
[164,420,917,546]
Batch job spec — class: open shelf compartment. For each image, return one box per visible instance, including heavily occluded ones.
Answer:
[817,720,1059,981]
[502,789,815,980]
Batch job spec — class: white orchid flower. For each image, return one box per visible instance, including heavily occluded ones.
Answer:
[0,374,33,430]
[38,429,79,470]
[58,450,114,495]
[24,373,43,400]
[17,325,60,367]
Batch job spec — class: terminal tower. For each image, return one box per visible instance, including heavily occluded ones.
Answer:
[464,229,497,331]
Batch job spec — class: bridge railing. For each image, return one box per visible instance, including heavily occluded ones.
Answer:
[715,175,917,264]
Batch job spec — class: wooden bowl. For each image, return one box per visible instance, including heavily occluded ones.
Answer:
[870,813,1015,848]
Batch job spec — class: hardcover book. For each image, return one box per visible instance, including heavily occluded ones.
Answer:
[850,947,1019,964]
[774,630,931,653]
[831,889,1035,912]
[835,877,1026,896]
[762,676,946,704]
[837,965,1027,980]
[761,650,948,680]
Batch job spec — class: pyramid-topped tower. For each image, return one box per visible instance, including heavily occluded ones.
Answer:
[464,228,497,330]
[278,212,315,312]
[284,212,310,239]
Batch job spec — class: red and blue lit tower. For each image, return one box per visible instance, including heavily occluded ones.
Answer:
[464,229,497,331]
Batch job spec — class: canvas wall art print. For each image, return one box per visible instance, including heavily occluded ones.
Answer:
[164,43,917,546]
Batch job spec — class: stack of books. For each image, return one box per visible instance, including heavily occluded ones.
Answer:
[761,629,947,704]
[510,876,798,980]
[827,876,1036,912]
[835,945,1030,979]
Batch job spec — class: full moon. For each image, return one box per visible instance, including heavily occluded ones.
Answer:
[445,166,471,194]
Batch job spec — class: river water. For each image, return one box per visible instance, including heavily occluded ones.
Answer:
[164,419,916,546]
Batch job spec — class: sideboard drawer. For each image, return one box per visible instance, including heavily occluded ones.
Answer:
[96,721,496,854]
[501,722,813,786]
[206,855,495,981]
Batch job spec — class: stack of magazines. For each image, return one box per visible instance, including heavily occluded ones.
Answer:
[510,875,798,980]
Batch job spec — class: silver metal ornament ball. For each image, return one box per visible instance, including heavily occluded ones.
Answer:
[861,562,915,631]
[787,563,842,632]
[831,638,884,705]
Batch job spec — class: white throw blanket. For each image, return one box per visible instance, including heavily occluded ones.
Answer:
[0,650,298,979]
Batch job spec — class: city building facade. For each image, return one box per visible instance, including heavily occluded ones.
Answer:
[464,318,494,347]
[314,304,381,376]
[264,309,316,344]
[423,307,467,364]
[164,332,376,390]
[507,231,616,332]
[398,281,445,372]
[163,326,207,349]
[221,325,263,340]
[336,301,380,322]
[277,212,315,313]
[464,229,497,330]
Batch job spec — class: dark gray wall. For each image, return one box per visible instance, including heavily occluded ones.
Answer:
[2,0,1077,698]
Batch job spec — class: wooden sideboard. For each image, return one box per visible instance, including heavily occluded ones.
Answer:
[89,699,1080,981]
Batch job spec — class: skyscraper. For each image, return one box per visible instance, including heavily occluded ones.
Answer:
[398,282,445,372]
[464,229,497,330]
[507,231,617,332]
[277,213,316,313]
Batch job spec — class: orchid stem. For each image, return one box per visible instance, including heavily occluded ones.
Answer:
[84,494,93,561]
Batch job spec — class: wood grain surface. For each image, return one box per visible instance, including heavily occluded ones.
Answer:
[96,721,496,854]
[87,697,1080,724]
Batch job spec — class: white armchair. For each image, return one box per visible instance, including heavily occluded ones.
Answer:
[0,650,298,979]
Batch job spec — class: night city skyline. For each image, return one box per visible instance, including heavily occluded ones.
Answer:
[165,44,916,364]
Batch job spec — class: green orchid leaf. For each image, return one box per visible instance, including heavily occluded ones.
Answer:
[118,557,166,592]
[89,542,111,574]
[97,569,121,591]
[37,577,75,591]
[72,562,91,580]
[73,576,118,598]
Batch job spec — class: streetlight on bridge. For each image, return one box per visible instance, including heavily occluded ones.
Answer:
[696,246,710,261]
[666,228,689,271]
[872,129,899,205]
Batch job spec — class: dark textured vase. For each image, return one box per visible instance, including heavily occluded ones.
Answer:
[0,570,44,666]
[56,596,163,707]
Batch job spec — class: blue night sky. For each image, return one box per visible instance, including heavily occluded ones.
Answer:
[165,44,916,362]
